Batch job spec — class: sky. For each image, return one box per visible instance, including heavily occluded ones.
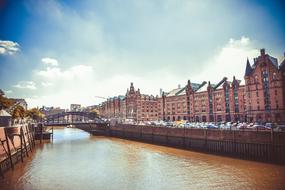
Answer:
[0,0,285,109]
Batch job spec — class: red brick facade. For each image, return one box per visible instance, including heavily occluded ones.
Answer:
[244,49,285,122]
[99,83,158,121]
[98,49,285,123]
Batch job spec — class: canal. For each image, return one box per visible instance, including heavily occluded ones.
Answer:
[1,128,285,190]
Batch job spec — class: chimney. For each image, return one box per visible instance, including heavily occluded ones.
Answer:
[159,88,163,96]
[178,84,181,89]
[260,48,265,56]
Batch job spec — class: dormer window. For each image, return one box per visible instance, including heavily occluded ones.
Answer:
[273,72,277,80]
[254,75,258,83]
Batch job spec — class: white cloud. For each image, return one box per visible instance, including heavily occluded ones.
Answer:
[41,82,53,87]
[0,40,20,55]
[192,36,259,83]
[23,36,260,109]
[3,90,13,94]
[36,65,93,80]
[26,69,188,108]
[0,47,6,54]
[28,36,259,108]
[18,0,280,109]
[41,57,58,66]
[13,81,37,90]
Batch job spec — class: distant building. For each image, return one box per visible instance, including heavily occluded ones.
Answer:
[98,48,285,123]
[158,82,201,121]
[40,106,65,116]
[9,98,28,110]
[84,105,100,112]
[0,91,28,114]
[158,77,245,122]
[99,83,158,121]
[0,89,4,96]
[0,109,12,126]
[70,104,81,111]
[123,83,158,121]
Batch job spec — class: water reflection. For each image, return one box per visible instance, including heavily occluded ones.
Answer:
[1,128,285,190]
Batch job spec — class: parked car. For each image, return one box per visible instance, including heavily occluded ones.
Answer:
[252,124,271,130]
[265,123,274,128]
[207,124,218,129]
[275,125,285,132]
[237,123,248,130]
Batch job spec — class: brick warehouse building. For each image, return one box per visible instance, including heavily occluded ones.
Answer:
[99,83,158,122]
[245,49,285,122]
[159,76,245,123]
[98,49,285,123]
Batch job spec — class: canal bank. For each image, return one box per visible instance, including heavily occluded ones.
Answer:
[1,127,285,190]
[0,124,36,177]
[110,124,285,164]
[75,123,285,164]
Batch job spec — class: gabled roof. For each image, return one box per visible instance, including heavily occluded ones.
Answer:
[280,57,285,71]
[268,55,278,69]
[245,58,253,76]
[164,82,202,97]
[191,83,202,91]
[165,88,185,97]
[251,54,279,71]
[118,95,125,100]
[0,109,11,117]
[195,81,208,93]
[213,77,227,90]
[175,87,186,95]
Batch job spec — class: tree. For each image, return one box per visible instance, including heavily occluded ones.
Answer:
[88,109,99,120]
[26,108,45,121]
[0,94,15,109]
[12,105,26,119]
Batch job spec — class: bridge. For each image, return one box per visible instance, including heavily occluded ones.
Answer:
[45,111,104,125]
[42,110,109,136]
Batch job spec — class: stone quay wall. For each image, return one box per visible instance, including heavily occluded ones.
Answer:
[108,124,285,164]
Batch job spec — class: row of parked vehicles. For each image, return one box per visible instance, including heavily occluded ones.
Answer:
[102,118,285,131]
[112,119,285,131]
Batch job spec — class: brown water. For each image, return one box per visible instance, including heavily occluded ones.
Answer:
[1,128,285,190]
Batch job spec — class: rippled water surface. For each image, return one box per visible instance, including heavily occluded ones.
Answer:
[1,128,285,190]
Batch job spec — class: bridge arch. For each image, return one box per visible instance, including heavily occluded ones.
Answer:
[46,111,100,124]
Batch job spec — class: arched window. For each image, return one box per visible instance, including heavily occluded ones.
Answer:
[195,116,199,122]
[262,70,270,110]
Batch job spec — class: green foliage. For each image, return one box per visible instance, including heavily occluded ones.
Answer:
[0,95,15,109]
[12,105,26,119]
[26,108,45,121]
[88,109,99,119]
